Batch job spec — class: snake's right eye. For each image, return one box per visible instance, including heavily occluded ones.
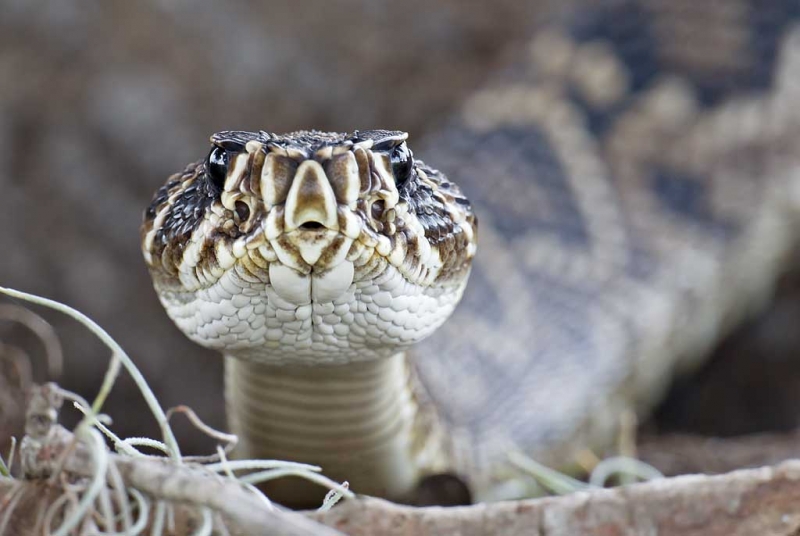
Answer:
[206,146,229,189]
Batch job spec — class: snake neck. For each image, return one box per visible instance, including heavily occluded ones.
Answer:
[223,353,451,508]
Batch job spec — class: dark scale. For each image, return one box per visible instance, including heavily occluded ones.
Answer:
[569,3,658,95]
[427,125,590,246]
[746,0,800,96]
[401,166,460,247]
[145,172,193,221]
[266,130,349,150]
[563,3,658,137]
[210,130,262,150]
[145,183,172,221]
[356,129,406,144]
[651,168,738,238]
[154,167,218,250]
[568,1,800,108]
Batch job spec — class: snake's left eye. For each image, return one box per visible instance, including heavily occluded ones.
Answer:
[390,143,414,187]
[206,146,229,189]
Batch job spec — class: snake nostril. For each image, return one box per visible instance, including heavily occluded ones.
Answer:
[235,201,250,222]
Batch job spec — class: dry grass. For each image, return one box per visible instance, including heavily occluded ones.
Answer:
[0,285,671,535]
[0,286,351,535]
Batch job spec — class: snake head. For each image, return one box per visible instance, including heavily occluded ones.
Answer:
[141,130,477,364]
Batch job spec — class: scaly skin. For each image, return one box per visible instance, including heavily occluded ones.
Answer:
[142,129,476,505]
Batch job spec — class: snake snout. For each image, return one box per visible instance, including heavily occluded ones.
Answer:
[283,160,339,233]
[269,157,361,268]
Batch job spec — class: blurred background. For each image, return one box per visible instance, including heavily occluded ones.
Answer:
[0,0,799,460]
[0,0,553,451]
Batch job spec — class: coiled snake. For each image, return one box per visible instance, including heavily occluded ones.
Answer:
[142,1,800,507]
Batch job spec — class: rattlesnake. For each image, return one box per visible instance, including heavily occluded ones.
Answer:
[142,0,800,506]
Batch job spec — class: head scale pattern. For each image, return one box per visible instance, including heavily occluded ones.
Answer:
[141,129,477,365]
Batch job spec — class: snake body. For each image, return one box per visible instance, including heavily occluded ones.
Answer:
[143,1,800,506]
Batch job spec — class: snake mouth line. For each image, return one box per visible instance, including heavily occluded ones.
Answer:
[268,260,355,305]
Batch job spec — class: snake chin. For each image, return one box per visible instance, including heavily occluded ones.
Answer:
[156,259,469,366]
[268,260,355,305]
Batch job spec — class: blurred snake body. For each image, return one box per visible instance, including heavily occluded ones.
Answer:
[143,1,800,506]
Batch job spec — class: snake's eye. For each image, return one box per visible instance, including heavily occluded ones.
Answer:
[206,146,229,189]
[390,143,414,187]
